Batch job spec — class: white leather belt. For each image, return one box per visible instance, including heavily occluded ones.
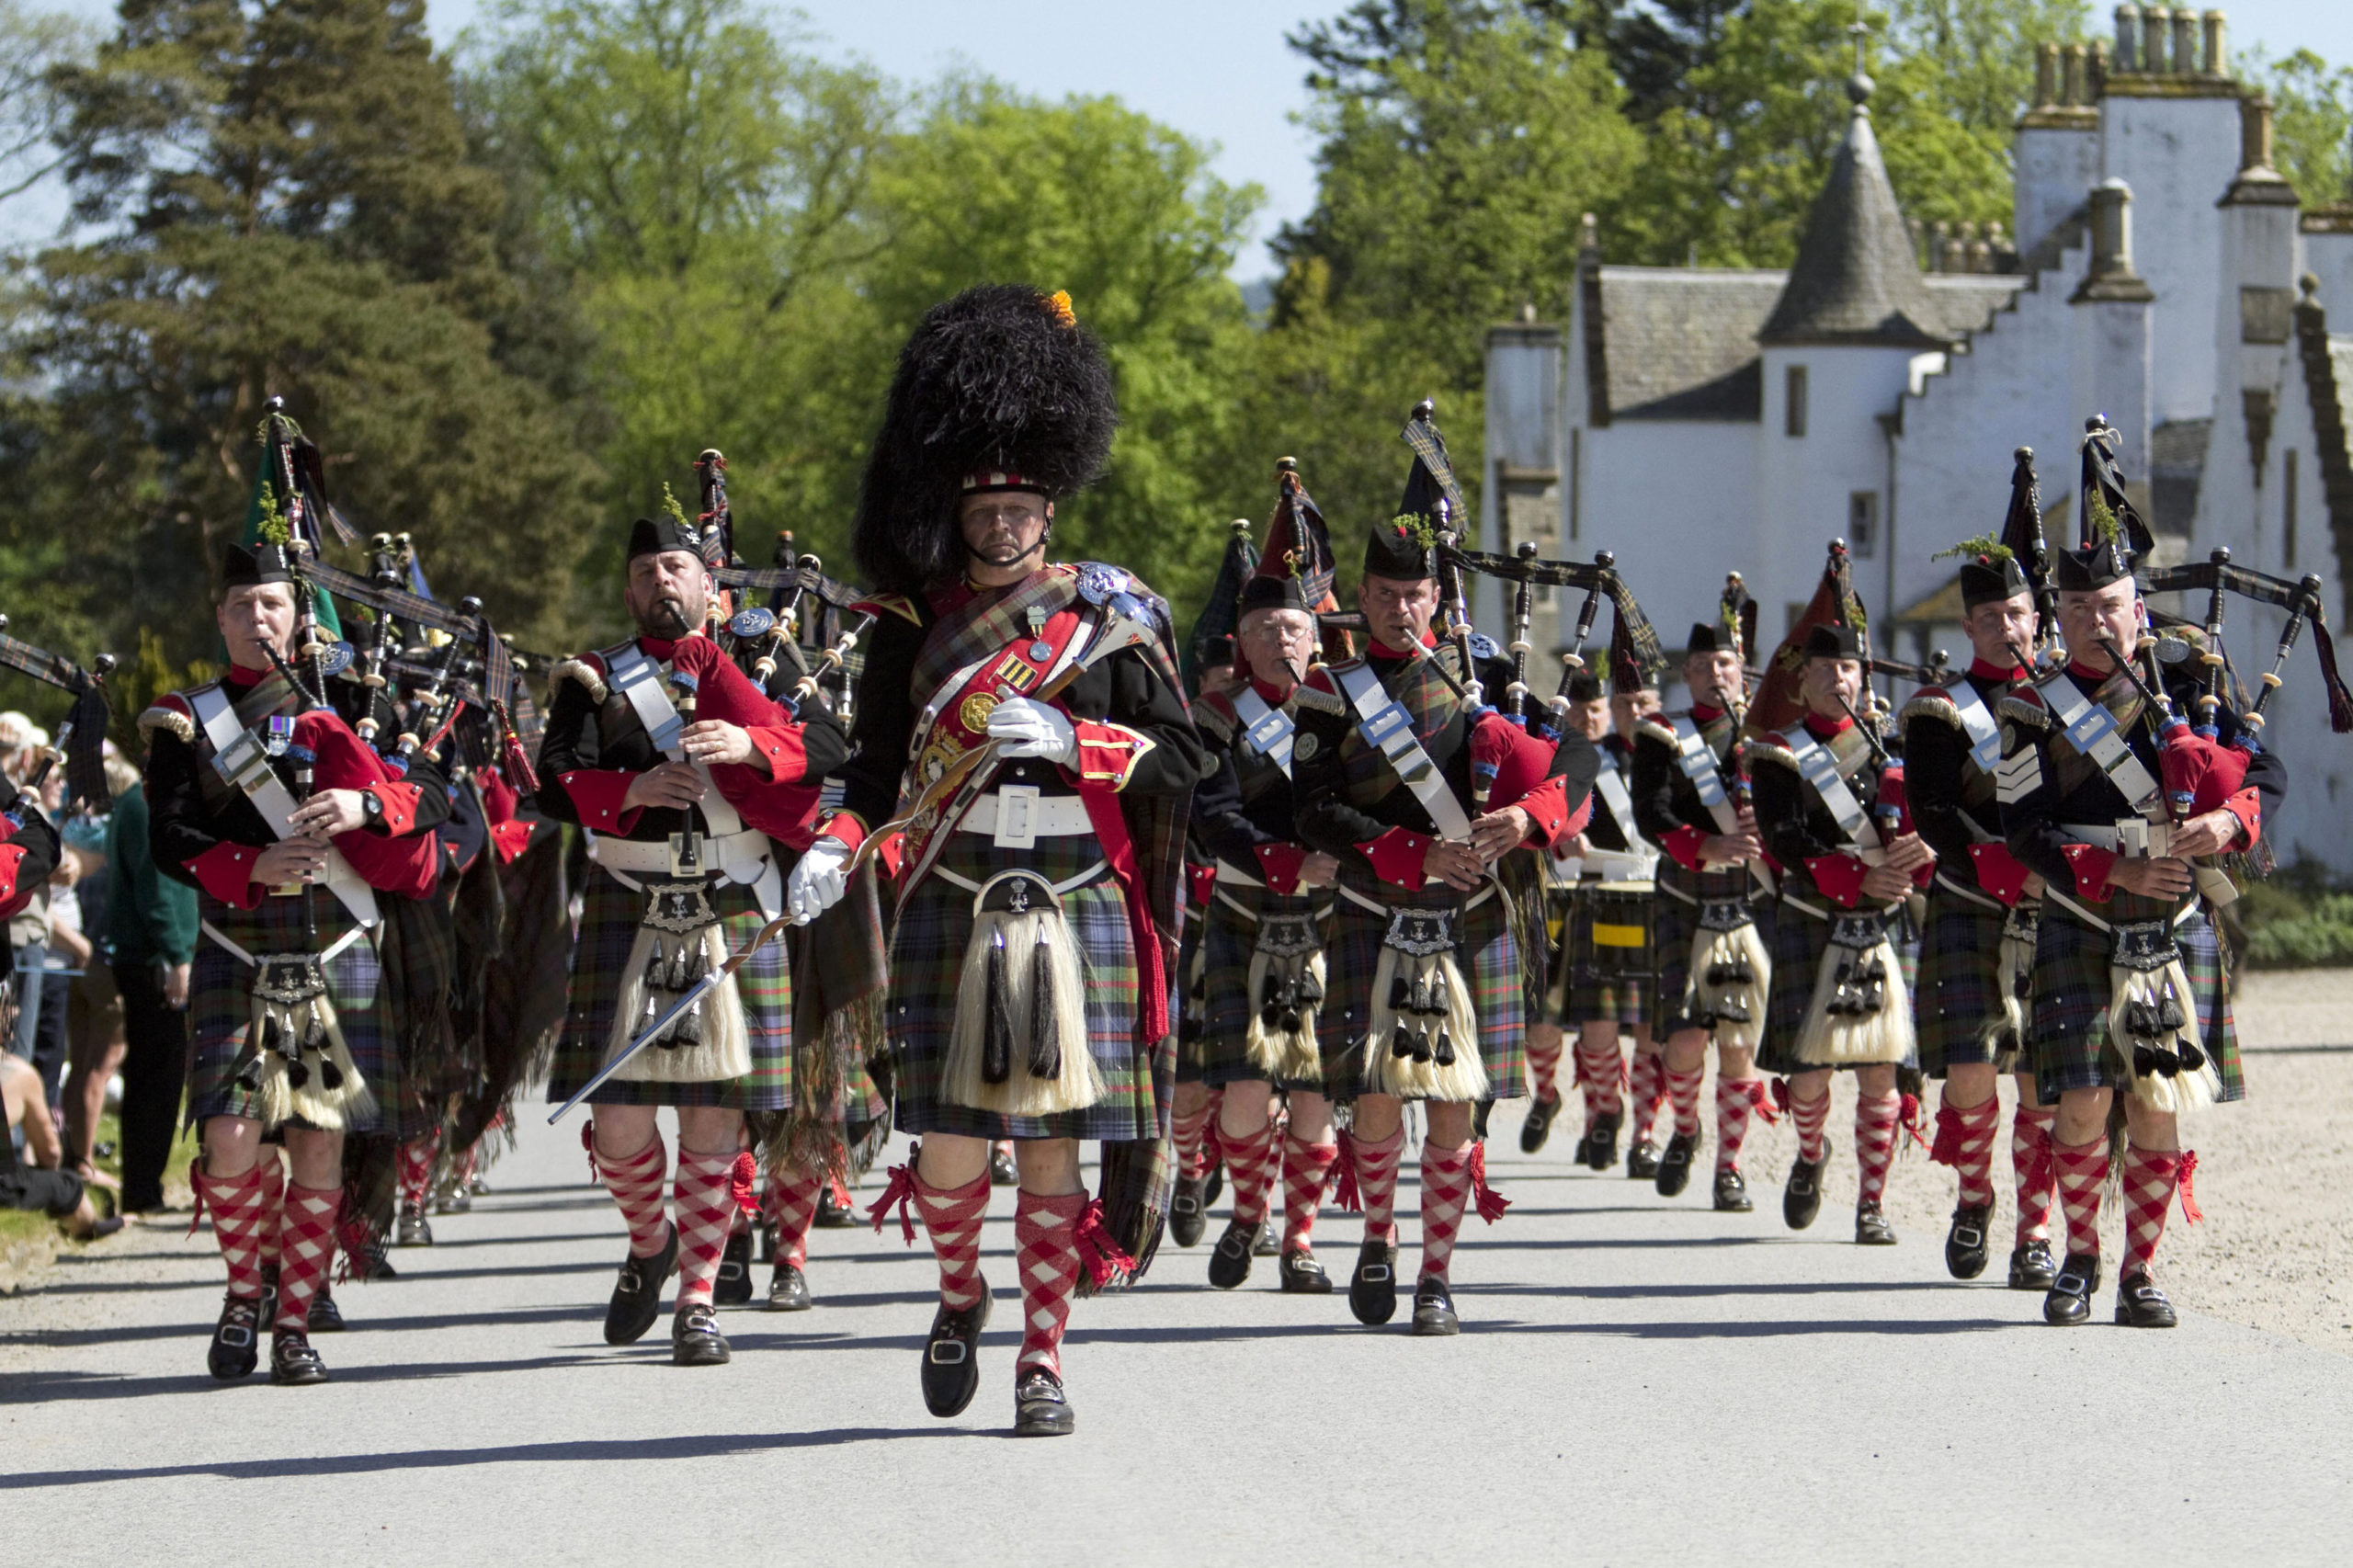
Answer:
[588,830,768,881]
[2059,821,2175,856]
[1215,858,1262,886]
[1563,848,1656,883]
[957,789,1094,842]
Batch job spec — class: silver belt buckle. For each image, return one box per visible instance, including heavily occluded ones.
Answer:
[993,784,1040,849]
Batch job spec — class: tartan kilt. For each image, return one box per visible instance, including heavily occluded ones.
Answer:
[1562,883,1652,1028]
[188,891,392,1131]
[1651,862,1773,1038]
[1175,903,1211,1085]
[1316,871,1525,1102]
[1757,892,1921,1076]
[888,831,1158,1142]
[1915,885,2017,1076]
[545,868,791,1110]
[1199,881,1334,1092]
[2027,894,2242,1104]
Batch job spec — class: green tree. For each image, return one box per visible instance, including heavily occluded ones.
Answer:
[0,0,92,208]
[17,0,600,679]
[2245,47,2353,206]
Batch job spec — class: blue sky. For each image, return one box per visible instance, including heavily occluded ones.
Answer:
[14,0,2352,275]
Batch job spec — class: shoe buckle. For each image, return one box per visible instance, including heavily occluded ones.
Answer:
[1360,1264,1391,1283]
[927,1340,969,1366]
[1172,1194,1199,1216]
[218,1324,253,1348]
[2054,1271,2086,1295]
[1952,1224,1984,1247]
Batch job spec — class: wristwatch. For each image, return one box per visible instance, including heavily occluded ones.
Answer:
[360,789,385,829]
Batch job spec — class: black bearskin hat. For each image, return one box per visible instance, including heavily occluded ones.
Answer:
[852,285,1119,595]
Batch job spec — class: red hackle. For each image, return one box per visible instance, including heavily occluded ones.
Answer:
[1469,1142,1512,1224]
[1331,1129,1363,1214]
[1074,1198,1139,1289]
[1897,1093,1929,1152]
[867,1163,919,1244]
[728,1151,759,1217]
[2177,1150,2203,1224]
[1929,1101,1965,1166]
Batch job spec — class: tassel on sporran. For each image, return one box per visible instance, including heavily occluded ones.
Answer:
[1245,911,1326,1084]
[1690,899,1770,1051]
[246,954,376,1131]
[945,870,1101,1117]
[1363,907,1487,1102]
[2107,919,2218,1115]
[606,879,751,1084]
[1796,910,1914,1065]
[1989,899,2040,1070]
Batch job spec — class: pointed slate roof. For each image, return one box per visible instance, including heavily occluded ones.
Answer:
[1757,74,1949,349]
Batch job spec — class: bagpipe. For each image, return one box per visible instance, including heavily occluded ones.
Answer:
[0,616,114,813]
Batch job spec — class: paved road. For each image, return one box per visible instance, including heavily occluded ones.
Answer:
[5,1099,2349,1568]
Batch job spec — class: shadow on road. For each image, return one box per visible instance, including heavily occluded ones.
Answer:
[0,1426,959,1488]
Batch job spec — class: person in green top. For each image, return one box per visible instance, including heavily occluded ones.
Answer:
[105,779,197,1214]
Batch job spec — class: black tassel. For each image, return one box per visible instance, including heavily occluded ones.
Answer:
[983,928,1013,1085]
[1432,1031,1455,1066]
[2179,1040,2206,1070]
[2156,995,2186,1031]
[320,1056,345,1092]
[1388,973,1411,1010]
[287,1057,311,1090]
[1392,1026,1415,1059]
[1027,933,1061,1082]
[2132,1045,2161,1077]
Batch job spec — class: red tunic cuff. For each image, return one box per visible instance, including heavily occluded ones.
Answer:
[815,811,868,853]
[2061,842,2118,901]
[0,842,23,906]
[737,724,810,785]
[1188,862,1219,912]
[1805,852,1870,909]
[366,780,422,836]
[560,769,642,835]
[1254,842,1310,896]
[1967,843,2033,905]
[188,841,266,908]
[2219,787,2260,850]
[1515,776,1578,849]
[490,820,535,865]
[1661,824,1711,873]
[1358,827,1429,891]
[1069,720,1154,790]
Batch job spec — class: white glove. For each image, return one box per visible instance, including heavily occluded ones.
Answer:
[986,697,1078,763]
[787,836,853,925]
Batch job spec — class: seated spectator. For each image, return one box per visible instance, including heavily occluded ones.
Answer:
[2,1049,119,1239]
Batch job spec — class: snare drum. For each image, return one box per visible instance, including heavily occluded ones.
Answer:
[1574,881,1654,981]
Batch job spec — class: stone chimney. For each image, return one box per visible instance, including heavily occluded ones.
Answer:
[2112,5,2138,73]
[2071,182,2155,489]
[2201,9,2227,75]
[2220,92,2300,486]
[2076,181,2155,301]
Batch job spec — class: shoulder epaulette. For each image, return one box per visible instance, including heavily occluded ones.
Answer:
[1634,715,1680,748]
[1193,692,1237,743]
[1295,666,1348,716]
[552,655,610,705]
[1900,690,1961,731]
[1997,686,2052,730]
[136,690,199,745]
[852,593,923,627]
[1745,733,1799,768]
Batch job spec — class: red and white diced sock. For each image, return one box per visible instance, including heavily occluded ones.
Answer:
[1790,1087,1832,1164]
[766,1165,823,1271]
[273,1184,341,1335]
[1714,1074,1768,1174]
[255,1154,286,1271]
[398,1134,437,1210]
[2012,1102,2058,1246]
[1352,1125,1405,1244]
[196,1163,271,1301]
[1575,1032,1626,1121]
[592,1126,672,1258]
[2120,1143,2197,1279]
[2052,1135,2109,1261]
[1525,1028,1564,1104]
[1627,1049,1666,1141]
[1221,1115,1280,1226]
[915,1169,991,1311]
[671,1147,745,1309]
[1417,1140,1474,1284]
[1014,1189,1085,1379]
[1280,1132,1338,1253]
[1854,1091,1900,1207]
[1664,1063,1704,1141]
[1173,1096,1214,1182]
[1931,1093,2001,1208]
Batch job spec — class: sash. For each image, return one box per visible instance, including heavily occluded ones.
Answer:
[1669,716,1742,835]
[2040,672,2164,818]
[1947,679,2006,773]
[1333,661,1474,841]
[602,642,780,916]
[188,686,380,929]
[1778,722,1881,854]
[1592,751,1645,853]
[1233,687,1296,777]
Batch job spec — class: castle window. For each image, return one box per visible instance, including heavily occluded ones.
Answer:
[1849,491,1878,557]
[1784,365,1808,437]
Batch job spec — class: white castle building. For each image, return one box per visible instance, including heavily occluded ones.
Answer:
[1482,6,2353,873]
